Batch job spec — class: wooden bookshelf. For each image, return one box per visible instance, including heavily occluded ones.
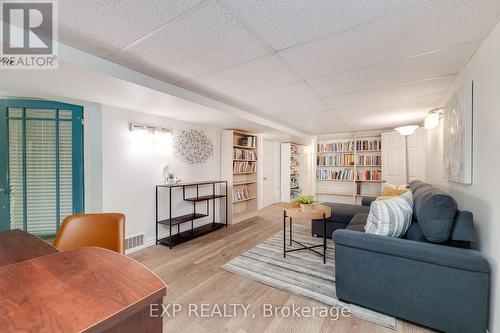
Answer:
[280,143,304,202]
[233,180,257,186]
[222,130,259,224]
[315,133,383,204]
[233,196,257,203]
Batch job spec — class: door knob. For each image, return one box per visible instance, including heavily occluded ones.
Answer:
[0,186,12,195]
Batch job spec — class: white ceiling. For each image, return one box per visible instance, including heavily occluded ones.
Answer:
[0,58,304,142]
[58,0,500,135]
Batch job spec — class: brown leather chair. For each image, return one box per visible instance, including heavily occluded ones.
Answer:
[53,213,125,254]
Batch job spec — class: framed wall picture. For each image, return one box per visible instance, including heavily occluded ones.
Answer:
[443,80,473,184]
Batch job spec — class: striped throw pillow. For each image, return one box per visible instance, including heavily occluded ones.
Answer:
[365,191,413,237]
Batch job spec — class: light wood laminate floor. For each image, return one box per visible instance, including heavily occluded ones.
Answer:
[129,204,434,333]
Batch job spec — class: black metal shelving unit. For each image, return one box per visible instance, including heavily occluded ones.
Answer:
[155,180,228,248]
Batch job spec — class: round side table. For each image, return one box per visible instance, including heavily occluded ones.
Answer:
[282,204,332,264]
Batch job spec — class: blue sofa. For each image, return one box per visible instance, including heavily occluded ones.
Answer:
[332,181,490,333]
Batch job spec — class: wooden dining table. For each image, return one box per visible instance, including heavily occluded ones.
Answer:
[0,229,167,333]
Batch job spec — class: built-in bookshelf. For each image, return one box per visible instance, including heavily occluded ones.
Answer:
[281,143,304,201]
[315,133,383,204]
[221,130,258,224]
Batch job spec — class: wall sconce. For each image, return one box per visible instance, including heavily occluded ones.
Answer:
[424,108,443,129]
[129,123,172,135]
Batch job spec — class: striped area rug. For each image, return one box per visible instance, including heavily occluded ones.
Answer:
[221,225,396,329]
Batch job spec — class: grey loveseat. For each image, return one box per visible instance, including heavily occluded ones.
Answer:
[328,181,490,333]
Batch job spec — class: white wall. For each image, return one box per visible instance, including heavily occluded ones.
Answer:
[424,120,448,189]
[83,104,103,213]
[100,105,221,249]
[425,22,500,332]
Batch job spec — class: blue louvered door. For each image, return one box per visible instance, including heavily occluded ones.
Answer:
[0,99,84,236]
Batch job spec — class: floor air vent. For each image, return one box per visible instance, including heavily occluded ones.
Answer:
[125,234,144,250]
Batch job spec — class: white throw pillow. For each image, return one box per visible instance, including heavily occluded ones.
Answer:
[365,191,413,237]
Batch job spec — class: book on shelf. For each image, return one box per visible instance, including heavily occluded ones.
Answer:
[356,139,381,151]
[316,168,353,180]
[290,144,300,155]
[233,148,257,160]
[290,176,300,188]
[237,136,256,148]
[356,169,381,181]
[317,141,355,153]
[317,153,354,166]
[233,161,257,174]
[233,186,251,201]
[356,155,381,166]
[291,188,301,199]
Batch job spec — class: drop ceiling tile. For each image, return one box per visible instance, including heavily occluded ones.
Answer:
[234,82,318,109]
[279,0,500,79]
[334,99,439,119]
[341,107,429,131]
[177,54,300,97]
[323,76,454,110]
[307,42,478,97]
[301,123,353,135]
[59,0,203,57]
[284,110,337,122]
[289,114,345,126]
[220,0,428,50]
[109,0,268,83]
[259,99,329,117]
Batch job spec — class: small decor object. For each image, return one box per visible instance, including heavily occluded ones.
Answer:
[162,165,170,184]
[294,194,315,211]
[443,80,473,184]
[166,172,176,185]
[174,129,214,164]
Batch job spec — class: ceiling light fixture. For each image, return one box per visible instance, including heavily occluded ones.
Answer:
[129,123,171,135]
[424,107,444,129]
[395,125,419,136]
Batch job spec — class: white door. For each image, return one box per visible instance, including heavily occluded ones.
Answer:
[262,140,279,206]
[381,131,407,185]
[407,128,426,182]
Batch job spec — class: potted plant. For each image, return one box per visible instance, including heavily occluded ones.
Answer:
[167,172,176,185]
[295,194,315,211]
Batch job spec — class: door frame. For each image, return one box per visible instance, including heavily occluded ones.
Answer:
[262,139,280,207]
[0,99,84,232]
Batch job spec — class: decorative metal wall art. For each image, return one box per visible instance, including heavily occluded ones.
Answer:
[174,129,214,164]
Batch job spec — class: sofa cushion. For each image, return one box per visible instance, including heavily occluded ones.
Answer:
[413,185,457,243]
[346,224,365,232]
[409,180,426,193]
[405,222,427,242]
[381,187,409,197]
[319,202,369,224]
[365,191,413,238]
[361,196,376,207]
[350,213,368,226]
[451,211,475,242]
